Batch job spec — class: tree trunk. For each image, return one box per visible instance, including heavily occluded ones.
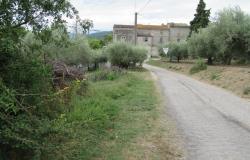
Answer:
[177,56,180,63]
[207,57,213,65]
[227,57,232,65]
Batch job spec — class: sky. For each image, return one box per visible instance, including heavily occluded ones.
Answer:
[68,0,250,31]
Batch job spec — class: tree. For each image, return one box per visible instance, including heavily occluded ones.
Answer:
[188,7,250,65]
[168,42,188,63]
[213,7,250,65]
[188,25,217,65]
[77,16,94,35]
[190,0,210,36]
[0,1,78,159]
[0,0,77,33]
[107,42,147,68]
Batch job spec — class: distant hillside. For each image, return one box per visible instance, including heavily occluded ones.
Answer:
[88,31,112,39]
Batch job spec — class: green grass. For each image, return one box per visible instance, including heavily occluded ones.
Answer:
[52,71,158,159]
[243,86,250,95]
[147,59,172,69]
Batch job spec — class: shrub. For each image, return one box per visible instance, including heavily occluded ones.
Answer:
[158,46,166,57]
[190,59,207,74]
[106,42,147,68]
[243,86,250,95]
[91,50,108,70]
[210,72,221,80]
[60,37,93,65]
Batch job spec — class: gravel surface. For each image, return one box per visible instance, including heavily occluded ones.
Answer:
[145,64,250,160]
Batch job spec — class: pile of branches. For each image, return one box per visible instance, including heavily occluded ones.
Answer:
[51,61,85,89]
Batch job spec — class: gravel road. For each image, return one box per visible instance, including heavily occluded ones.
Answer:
[145,64,250,160]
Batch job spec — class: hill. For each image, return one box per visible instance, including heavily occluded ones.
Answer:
[88,31,112,39]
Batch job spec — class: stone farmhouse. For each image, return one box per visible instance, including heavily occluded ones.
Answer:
[113,23,190,56]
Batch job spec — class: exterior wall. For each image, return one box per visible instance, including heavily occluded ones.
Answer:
[113,24,190,56]
[137,29,169,47]
[169,27,190,42]
[113,27,135,44]
[137,36,153,46]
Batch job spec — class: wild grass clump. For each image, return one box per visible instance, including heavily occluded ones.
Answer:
[106,42,147,68]
[243,86,250,95]
[190,59,207,74]
[210,72,221,80]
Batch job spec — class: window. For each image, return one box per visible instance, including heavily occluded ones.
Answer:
[121,35,126,41]
[144,37,148,42]
[160,37,163,44]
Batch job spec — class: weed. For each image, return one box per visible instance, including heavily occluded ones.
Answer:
[190,59,207,74]
[243,86,250,95]
[210,72,221,80]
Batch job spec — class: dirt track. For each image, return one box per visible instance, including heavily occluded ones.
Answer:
[145,64,250,160]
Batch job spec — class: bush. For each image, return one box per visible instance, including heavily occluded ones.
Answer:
[106,42,147,68]
[158,46,166,57]
[243,86,250,95]
[60,37,93,65]
[91,50,108,70]
[190,59,207,74]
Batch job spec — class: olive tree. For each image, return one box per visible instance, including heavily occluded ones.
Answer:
[168,41,188,63]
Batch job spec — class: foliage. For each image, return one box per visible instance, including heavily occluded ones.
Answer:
[106,42,147,68]
[88,38,105,50]
[243,86,250,95]
[77,16,94,35]
[0,0,77,34]
[103,34,113,45]
[188,25,217,64]
[53,72,157,159]
[167,41,188,62]
[91,50,108,70]
[88,34,113,50]
[188,7,250,65]
[190,59,207,74]
[213,7,250,65]
[190,0,210,36]
[0,0,79,159]
[60,37,93,65]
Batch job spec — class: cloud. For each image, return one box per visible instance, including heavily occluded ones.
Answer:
[69,0,250,31]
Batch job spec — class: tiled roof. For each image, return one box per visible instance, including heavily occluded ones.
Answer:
[113,25,134,29]
[136,24,169,30]
[113,23,190,30]
[167,23,190,28]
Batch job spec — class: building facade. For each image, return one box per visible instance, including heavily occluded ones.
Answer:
[113,23,190,56]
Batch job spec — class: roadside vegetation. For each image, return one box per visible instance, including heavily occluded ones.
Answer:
[1,1,181,159]
[153,1,250,99]
[160,5,250,66]
[147,59,250,99]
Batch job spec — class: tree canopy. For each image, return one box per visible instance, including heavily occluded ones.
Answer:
[190,0,210,36]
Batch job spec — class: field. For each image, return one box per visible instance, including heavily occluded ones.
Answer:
[147,59,250,99]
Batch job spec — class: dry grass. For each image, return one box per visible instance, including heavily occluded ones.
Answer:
[147,59,250,99]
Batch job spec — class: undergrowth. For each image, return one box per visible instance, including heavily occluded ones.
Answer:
[49,70,157,159]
